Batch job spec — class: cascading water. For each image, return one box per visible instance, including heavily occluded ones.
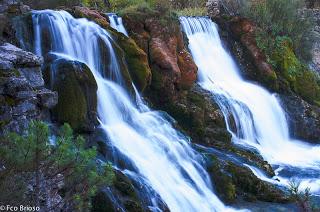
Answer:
[19,10,239,211]
[107,13,128,36]
[180,16,320,194]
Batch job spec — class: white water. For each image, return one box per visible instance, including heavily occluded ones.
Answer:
[107,13,128,36]
[28,10,237,211]
[180,16,320,194]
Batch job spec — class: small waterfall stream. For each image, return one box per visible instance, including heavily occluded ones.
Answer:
[18,10,240,212]
[107,13,129,36]
[180,16,320,194]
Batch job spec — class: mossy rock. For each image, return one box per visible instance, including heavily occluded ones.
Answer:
[226,163,288,203]
[44,58,97,131]
[92,170,143,212]
[207,158,236,203]
[117,34,151,91]
[296,70,320,103]
[107,28,151,92]
[272,36,320,104]
[71,6,151,92]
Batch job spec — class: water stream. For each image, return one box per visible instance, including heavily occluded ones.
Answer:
[180,16,320,195]
[18,10,238,212]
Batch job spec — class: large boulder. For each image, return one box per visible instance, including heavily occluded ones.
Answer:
[122,11,198,104]
[44,57,97,132]
[207,156,288,203]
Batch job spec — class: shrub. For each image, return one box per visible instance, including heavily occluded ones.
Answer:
[82,0,109,10]
[0,121,114,210]
[241,0,314,61]
[109,0,207,15]
[109,0,146,12]
[174,7,207,16]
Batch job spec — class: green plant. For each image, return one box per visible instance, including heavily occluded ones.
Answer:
[288,180,313,212]
[174,7,207,16]
[0,121,114,210]
[241,0,314,61]
[109,0,146,12]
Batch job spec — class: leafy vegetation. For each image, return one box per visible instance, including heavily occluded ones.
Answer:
[288,180,320,212]
[109,0,207,16]
[239,0,320,104]
[174,7,207,17]
[0,121,114,210]
[240,0,314,60]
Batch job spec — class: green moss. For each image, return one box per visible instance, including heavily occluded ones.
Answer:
[116,34,152,91]
[208,161,236,203]
[173,7,207,16]
[53,71,87,131]
[272,36,320,103]
[296,70,320,103]
[162,100,205,138]
[47,59,97,131]
[226,163,287,202]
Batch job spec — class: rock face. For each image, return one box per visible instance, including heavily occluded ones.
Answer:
[0,42,57,134]
[307,8,320,73]
[0,0,30,44]
[122,11,198,104]
[43,57,98,132]
[279,94,320,144]
[227,17,278,91]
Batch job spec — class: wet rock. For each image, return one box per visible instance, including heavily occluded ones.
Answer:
[92,170,143,212]
[43,57,98,132]
[279,94,320,144]
[112,32,152,92]
[207,156,289,204]
[70,7,152,92]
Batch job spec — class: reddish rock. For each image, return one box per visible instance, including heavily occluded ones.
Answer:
[229,17,278,89]
[72,6,110,28]
[124,14,198,103]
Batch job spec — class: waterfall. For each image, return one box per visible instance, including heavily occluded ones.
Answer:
[21,10,239,212]
[180,16,320,194]
[107,13,128,36]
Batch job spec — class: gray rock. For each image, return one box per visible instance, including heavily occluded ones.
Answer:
[4,77,31,94]
[16,90,37,100]
[279,94,320,144]
[12,101,37,115]
[0,59,14,70]
[18,67,44,87]
[37,88,58,109]
[0,43,43,68]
